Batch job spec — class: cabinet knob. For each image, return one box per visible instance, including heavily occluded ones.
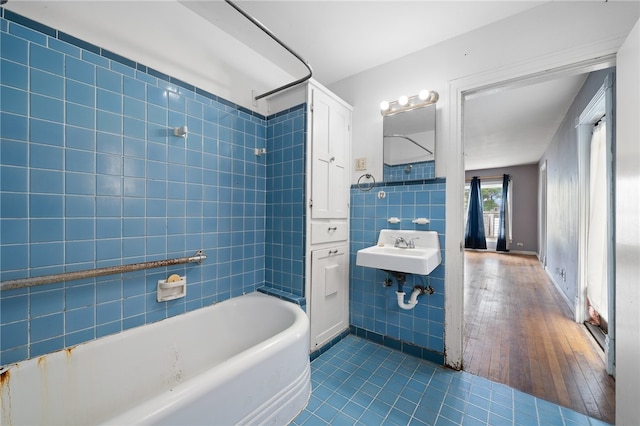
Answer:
[328,226,337,231]
[329,249,338,255]
[329,156,335,162]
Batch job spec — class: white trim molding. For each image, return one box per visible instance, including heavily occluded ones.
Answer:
[444,49,619,370]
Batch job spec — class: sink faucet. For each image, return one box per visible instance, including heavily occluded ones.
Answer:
[394,236,418,249]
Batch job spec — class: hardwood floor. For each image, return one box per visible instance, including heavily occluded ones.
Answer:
[463,251,615,424]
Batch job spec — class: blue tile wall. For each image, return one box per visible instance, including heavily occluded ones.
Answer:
[350,179,446,358]
[264,106,307,297]
[0,9,270,365]
[384,160,435,182]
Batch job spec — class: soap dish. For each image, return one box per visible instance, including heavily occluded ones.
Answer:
[157,274,186,302]
[412,218,430,225]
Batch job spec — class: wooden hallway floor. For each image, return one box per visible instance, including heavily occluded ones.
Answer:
[463,251,615,424]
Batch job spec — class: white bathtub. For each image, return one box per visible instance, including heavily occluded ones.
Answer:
[0,291,311,425]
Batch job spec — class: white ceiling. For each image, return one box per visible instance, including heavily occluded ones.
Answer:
[463,73,588,171]
[5,1,596,170]
[183,1,546,86]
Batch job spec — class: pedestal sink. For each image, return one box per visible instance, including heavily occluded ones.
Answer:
[356,229,441,275]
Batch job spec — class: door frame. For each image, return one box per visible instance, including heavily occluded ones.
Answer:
[539,160,548,268]
[576,74,616,375]
[444,49,618,369]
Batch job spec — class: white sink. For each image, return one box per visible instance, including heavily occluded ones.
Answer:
[356,230,442,275]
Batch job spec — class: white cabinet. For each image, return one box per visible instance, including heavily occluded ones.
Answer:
[307,84,351,351]
[310,87,350,219]
[310,246,349,349]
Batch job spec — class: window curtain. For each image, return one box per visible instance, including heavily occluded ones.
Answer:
[496,174,511,252]
[587,119,608,323]
[464,177,487,249]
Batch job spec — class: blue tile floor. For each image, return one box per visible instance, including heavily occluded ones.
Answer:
[292,335,609,425]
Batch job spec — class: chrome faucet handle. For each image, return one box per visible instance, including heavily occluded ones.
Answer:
[392,236,406,247]
[389,235,419,248]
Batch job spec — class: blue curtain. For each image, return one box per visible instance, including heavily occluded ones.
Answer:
[496,174,510,252]
[464,177,487,249]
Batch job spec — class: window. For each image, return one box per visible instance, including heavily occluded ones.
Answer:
[464,180,505,241]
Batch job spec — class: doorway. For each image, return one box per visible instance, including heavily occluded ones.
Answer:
[443,54,617,369]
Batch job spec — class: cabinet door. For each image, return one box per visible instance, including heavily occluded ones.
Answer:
[329,103,349,219]
[311,93,332,218]
[310,246,349,350]
[311,88,350,219]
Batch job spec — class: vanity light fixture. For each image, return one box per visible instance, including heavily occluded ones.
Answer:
[380,90,439,116]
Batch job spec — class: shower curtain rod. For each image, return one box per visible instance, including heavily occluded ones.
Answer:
[384,134,433,155]
[224,0,313,101]
[0,251,207,291]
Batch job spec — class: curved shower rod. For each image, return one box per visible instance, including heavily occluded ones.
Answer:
[384,134,433,155]
[224,0,313,101]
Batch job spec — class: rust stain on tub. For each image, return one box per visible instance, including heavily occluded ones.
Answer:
[1,367,12,425]
[0,367,10,387]
[37,356,47,368]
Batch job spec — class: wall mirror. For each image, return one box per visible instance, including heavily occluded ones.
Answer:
[382,93,437,182]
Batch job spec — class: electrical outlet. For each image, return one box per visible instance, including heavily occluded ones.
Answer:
[355,157,367,171]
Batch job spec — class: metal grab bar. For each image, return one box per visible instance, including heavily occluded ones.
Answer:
[0,250,207,291]
[224,0,313,101]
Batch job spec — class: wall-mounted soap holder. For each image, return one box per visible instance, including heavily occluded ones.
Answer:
[157,274,186,302]
[173,126,188,138]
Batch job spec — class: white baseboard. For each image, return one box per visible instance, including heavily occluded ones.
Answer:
[544,268,576,315]
[464,249,538,256]
[506,250,538,256]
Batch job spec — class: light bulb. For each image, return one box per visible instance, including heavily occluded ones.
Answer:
[398,95,409,106]
[419,90,430,101]
[379,100,390,111]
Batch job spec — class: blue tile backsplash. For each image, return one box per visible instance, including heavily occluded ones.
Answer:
[349,179,446,362]
[0,9,274,365]
[383,160,435,182]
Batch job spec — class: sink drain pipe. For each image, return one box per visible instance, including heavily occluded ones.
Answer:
[386,271,428,310]
[397,287,423,310]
